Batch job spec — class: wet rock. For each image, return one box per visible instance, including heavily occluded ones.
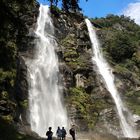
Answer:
[15,55,28,101]
[0,100,16,115]
[75,74,85,87]
[59,62,74,88]
[119,138,140,140]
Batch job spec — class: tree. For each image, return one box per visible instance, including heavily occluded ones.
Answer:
[70,0,81,12]
[62,0,70,11]
[106,32,136,62]
[49,0,59,7]
[47,0,88,12]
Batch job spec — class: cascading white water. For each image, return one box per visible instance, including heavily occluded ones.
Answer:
[85,19,139,138]
[26,5,67,137]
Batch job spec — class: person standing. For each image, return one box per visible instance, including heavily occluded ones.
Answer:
[69,126,75,140]
[61,127,67,140]
[46,127,53,140]
[56,126,62,140]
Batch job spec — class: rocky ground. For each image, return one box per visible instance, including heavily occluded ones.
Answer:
[42,128,140,140]
[41,133,140,140]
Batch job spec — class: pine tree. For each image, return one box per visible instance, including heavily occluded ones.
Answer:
[47,0,88,12]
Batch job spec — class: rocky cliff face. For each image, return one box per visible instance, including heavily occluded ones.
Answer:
[0,0,40,139]
[51,10,140,136]
[50,10,119,134]
[1,2,140,139]
[51,10,111,131]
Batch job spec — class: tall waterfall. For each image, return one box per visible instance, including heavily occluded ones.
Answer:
[85,19,139,138]
[26,5,67,137]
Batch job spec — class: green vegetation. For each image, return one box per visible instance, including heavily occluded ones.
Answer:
[1,115,13,123]
[92,15,140,62]
[61,34,75,45]
[47,0,88,12]
[19,100,28,109]
[67,87,108,129]
[0,0,37,137]
[132,51,140,68]
[126,90,140,115]
[68,87,98,128]
[105,32,136,62]
[60,14,140,129]
[0,118,39,140]
[67,55,90,71]
[92,15,140,115]
[114,64,131,75]
[61,34,91,71]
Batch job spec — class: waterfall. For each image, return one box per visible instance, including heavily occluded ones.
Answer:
[85,19,139,138]
[26,5,67,137]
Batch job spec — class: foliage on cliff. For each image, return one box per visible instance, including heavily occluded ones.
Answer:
[0,0,38,138]
[92,15,140,63]
[0,118,40,140]
[92,15,140,115]
[0,0,36,96]
[58,12,140,130]
[47,0,88,12]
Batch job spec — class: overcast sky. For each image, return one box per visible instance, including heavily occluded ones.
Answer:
[38,0,140,25]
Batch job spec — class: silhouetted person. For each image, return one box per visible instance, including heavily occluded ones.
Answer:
[61,127,67,140]
[46,127,53,140]
[69,126,75,140]
[56,126,62,140]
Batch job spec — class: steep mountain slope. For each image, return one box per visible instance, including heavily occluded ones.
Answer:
[0,0,39,139]
[52,10,140,135]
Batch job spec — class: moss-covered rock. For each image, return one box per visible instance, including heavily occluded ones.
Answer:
[0,0,39,136]
[19,100,28,109]
[66,87,109,130]
[0,118,40,140]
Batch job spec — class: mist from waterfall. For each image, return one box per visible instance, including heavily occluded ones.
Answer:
[85,19,139,138]
[26,5,68,137]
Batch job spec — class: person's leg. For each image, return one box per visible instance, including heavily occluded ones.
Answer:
[72,135,75,140]
[72,135,74,140]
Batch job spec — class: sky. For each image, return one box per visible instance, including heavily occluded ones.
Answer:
[38,0,140,25]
